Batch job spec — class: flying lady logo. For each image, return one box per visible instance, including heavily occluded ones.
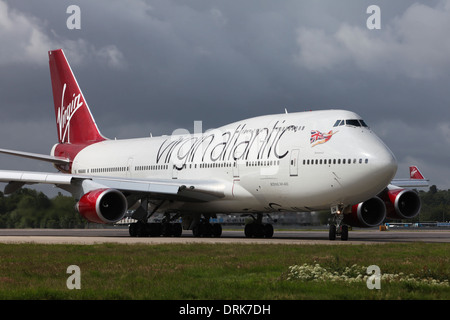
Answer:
[57,83,84,143]
[310,130,337,147]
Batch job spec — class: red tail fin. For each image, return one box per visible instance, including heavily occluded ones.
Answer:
[49,49,105,144]
[409,166,425,180]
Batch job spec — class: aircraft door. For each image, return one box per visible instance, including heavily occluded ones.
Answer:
[127,158,134,178]
[172,163,178,179]
[233,160,239,178]
[289,149,299,176]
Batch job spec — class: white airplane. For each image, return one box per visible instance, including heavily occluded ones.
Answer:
[0,49,428,240]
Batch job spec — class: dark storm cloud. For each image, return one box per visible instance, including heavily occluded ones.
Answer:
[0,0,449,190]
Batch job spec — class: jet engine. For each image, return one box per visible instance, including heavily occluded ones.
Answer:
[380,186,421,220]
[344,196,386,228]
[76,188,128,224]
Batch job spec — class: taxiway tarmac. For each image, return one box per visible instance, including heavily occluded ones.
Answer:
[0,228,448,245]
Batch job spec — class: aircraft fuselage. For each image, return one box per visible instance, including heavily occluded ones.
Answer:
[68,109,398,214]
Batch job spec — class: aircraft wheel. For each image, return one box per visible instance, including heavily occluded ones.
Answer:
[172,223,182,237]
[244,223,254,238]
[192,225,201,237]
[192,222,216,237]
[212,223,222,237]
[263,223,274,238]
[147,223,162,237]
[129,223,137,237]
[161,223,173,237]
[341,225,349,241]
[329,225,336,240]
[245,223,273,238]
[136,222,149,237]
[201,223,213,237]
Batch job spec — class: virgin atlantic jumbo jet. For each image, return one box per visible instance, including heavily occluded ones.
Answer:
[0,49,428,240]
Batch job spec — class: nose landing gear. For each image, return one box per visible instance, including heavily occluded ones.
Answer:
[329,204,349,241]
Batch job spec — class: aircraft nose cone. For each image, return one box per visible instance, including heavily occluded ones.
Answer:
[372,142,398,186]
[382,149,398,180]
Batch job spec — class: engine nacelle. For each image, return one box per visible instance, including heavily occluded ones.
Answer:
[76,188,128,224]
[380,186,421,220]
[344,196,386,228]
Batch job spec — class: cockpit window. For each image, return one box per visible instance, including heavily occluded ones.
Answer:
[346,119,361,127]
[333,120,345,127]
[333,119,369,128]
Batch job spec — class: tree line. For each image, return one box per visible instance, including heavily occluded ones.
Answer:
[417,185,450,222]
[0,188,86,228]
[0,186,448,228]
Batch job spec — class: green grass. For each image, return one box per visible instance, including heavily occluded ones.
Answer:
[0,243,448,299]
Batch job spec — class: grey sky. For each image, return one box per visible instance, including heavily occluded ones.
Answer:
[0,0,449,195]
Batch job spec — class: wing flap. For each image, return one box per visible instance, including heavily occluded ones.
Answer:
[84,178,181,196]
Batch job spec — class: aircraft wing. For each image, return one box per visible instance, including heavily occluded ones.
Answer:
[0,147,225,201]
[391,166,429,188]
[0,169,225,202]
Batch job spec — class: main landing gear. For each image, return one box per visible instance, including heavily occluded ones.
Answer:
[129,220,183,237]
[192,218,222,237]
[129,200,184,237]
[329,205,349,241]
[244,213,274,238]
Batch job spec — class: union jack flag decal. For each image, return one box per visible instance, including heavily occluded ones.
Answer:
[310,130,337,147]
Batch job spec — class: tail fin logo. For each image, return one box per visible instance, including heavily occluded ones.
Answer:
[410,166,425,180]
[57,83,84,143]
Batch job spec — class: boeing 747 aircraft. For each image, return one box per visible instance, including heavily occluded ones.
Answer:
[0,49,428,240]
